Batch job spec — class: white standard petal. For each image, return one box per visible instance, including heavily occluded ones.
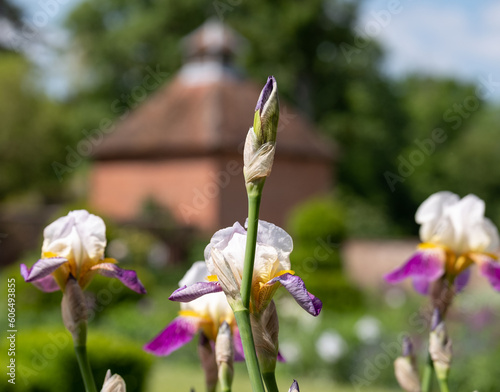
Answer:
[204,222,246,261]
[443,194,485,252]
[416,191,459,242]
[42,210,106,268]
[253,243,286,283]
[467,218,500,253]
[255,220,294,260]
[222,232,247,274]
[179,261,210,287]
[181,291,233,324]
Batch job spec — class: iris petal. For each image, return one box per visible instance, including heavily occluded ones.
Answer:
[454,268,471,293]
[412,278,430,295]
[266,273,322,316]
[21,257,68,283]
[144,317,198,356]
[233,327,245,362]
[169,282,222,302]
[20,264,60,292]
[384,248,445,294]
[91,263,146,294]
[479,258,500,291]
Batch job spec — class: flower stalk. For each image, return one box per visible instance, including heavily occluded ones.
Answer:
[263,372,279,392]
[421,354,434,392]
[234,309,265,392]
[240,188,263,310]
[216,322,234,392]
[75,343,97,392]
[236,76,280,392]
[61,276,97,392]
[429,310,452,392]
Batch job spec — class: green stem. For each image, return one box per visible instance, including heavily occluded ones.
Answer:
[263,372,279,392]
[422,353,434,392]
[74,345,97,392]
[241,185,263,309]
[234,309,265,392]
[437,377,450,392]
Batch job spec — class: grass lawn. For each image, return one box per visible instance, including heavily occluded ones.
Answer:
[144,360,396,392]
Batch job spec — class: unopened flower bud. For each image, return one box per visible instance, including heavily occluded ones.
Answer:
[101,369,126,392]
[251,300,280,373]
[430,308,441,331]
[429,311,452,380]
[198,333,218,392]
[394,336,420,392]
[215,321,234,392]
[254,76,279,145]
[288,379,300,392]
[61,275,87,345]
[244,76,279,186]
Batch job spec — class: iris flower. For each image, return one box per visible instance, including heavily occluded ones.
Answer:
[385,192,500,294]
[20,210,146,294]
[144,261,244,358]
[170,220,322,317]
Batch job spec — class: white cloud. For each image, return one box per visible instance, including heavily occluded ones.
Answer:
[357,0,500,99]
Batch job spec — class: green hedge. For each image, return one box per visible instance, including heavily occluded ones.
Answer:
[11,328,152,392]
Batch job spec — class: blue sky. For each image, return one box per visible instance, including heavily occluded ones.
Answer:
[12,0,500,100]
[357,0,500,99]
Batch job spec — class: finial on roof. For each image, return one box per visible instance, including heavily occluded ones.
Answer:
[179,19,246,85]
[182,18,245,64]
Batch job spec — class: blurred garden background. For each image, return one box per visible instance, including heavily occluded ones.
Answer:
[1,0,500,391]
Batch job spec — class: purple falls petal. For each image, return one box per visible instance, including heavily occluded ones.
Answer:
[21,264,60,292]
[21,257,68,283]
[412,278,430,295]
[169,282,222,302]
[232,327,245,362]
[277,351,286,362]
[479,258,500,291]
[266,273,322,316]
[144,317,199,356]
[91,263,146,294]
[454,268,471,293]
[384,249,445,294]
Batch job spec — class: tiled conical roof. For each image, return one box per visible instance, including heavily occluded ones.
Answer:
[93,20,334,162]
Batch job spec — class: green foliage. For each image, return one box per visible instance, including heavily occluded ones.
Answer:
[10,328,151,392]
[287,197,365,312]
[288,196,346,243]
[0,53,76,202]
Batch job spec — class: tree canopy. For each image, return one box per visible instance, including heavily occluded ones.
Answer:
[4,0,500,235]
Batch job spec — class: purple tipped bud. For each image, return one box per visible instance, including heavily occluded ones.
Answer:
[431,308,442,331]
[288,379,300,392]
[401,336,414,357]
[255,76,275,111]
[252,75,279,145]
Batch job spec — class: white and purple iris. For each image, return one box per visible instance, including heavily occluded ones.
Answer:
[385,192,500,294]
[170,220,322,317]
[20,210,146,294]
[144,261,244,359]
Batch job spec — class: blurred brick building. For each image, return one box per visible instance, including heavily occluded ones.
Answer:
[90,20,334,232]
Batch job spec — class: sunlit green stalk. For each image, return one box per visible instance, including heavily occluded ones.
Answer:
[218,362,232,392]
[240,184,263,309]
[437,377,450,392]
[422,353,434,392]
[234,309,265,392]
[234,180,267,392]
[74,342,97,392]
[263,371,279,392]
